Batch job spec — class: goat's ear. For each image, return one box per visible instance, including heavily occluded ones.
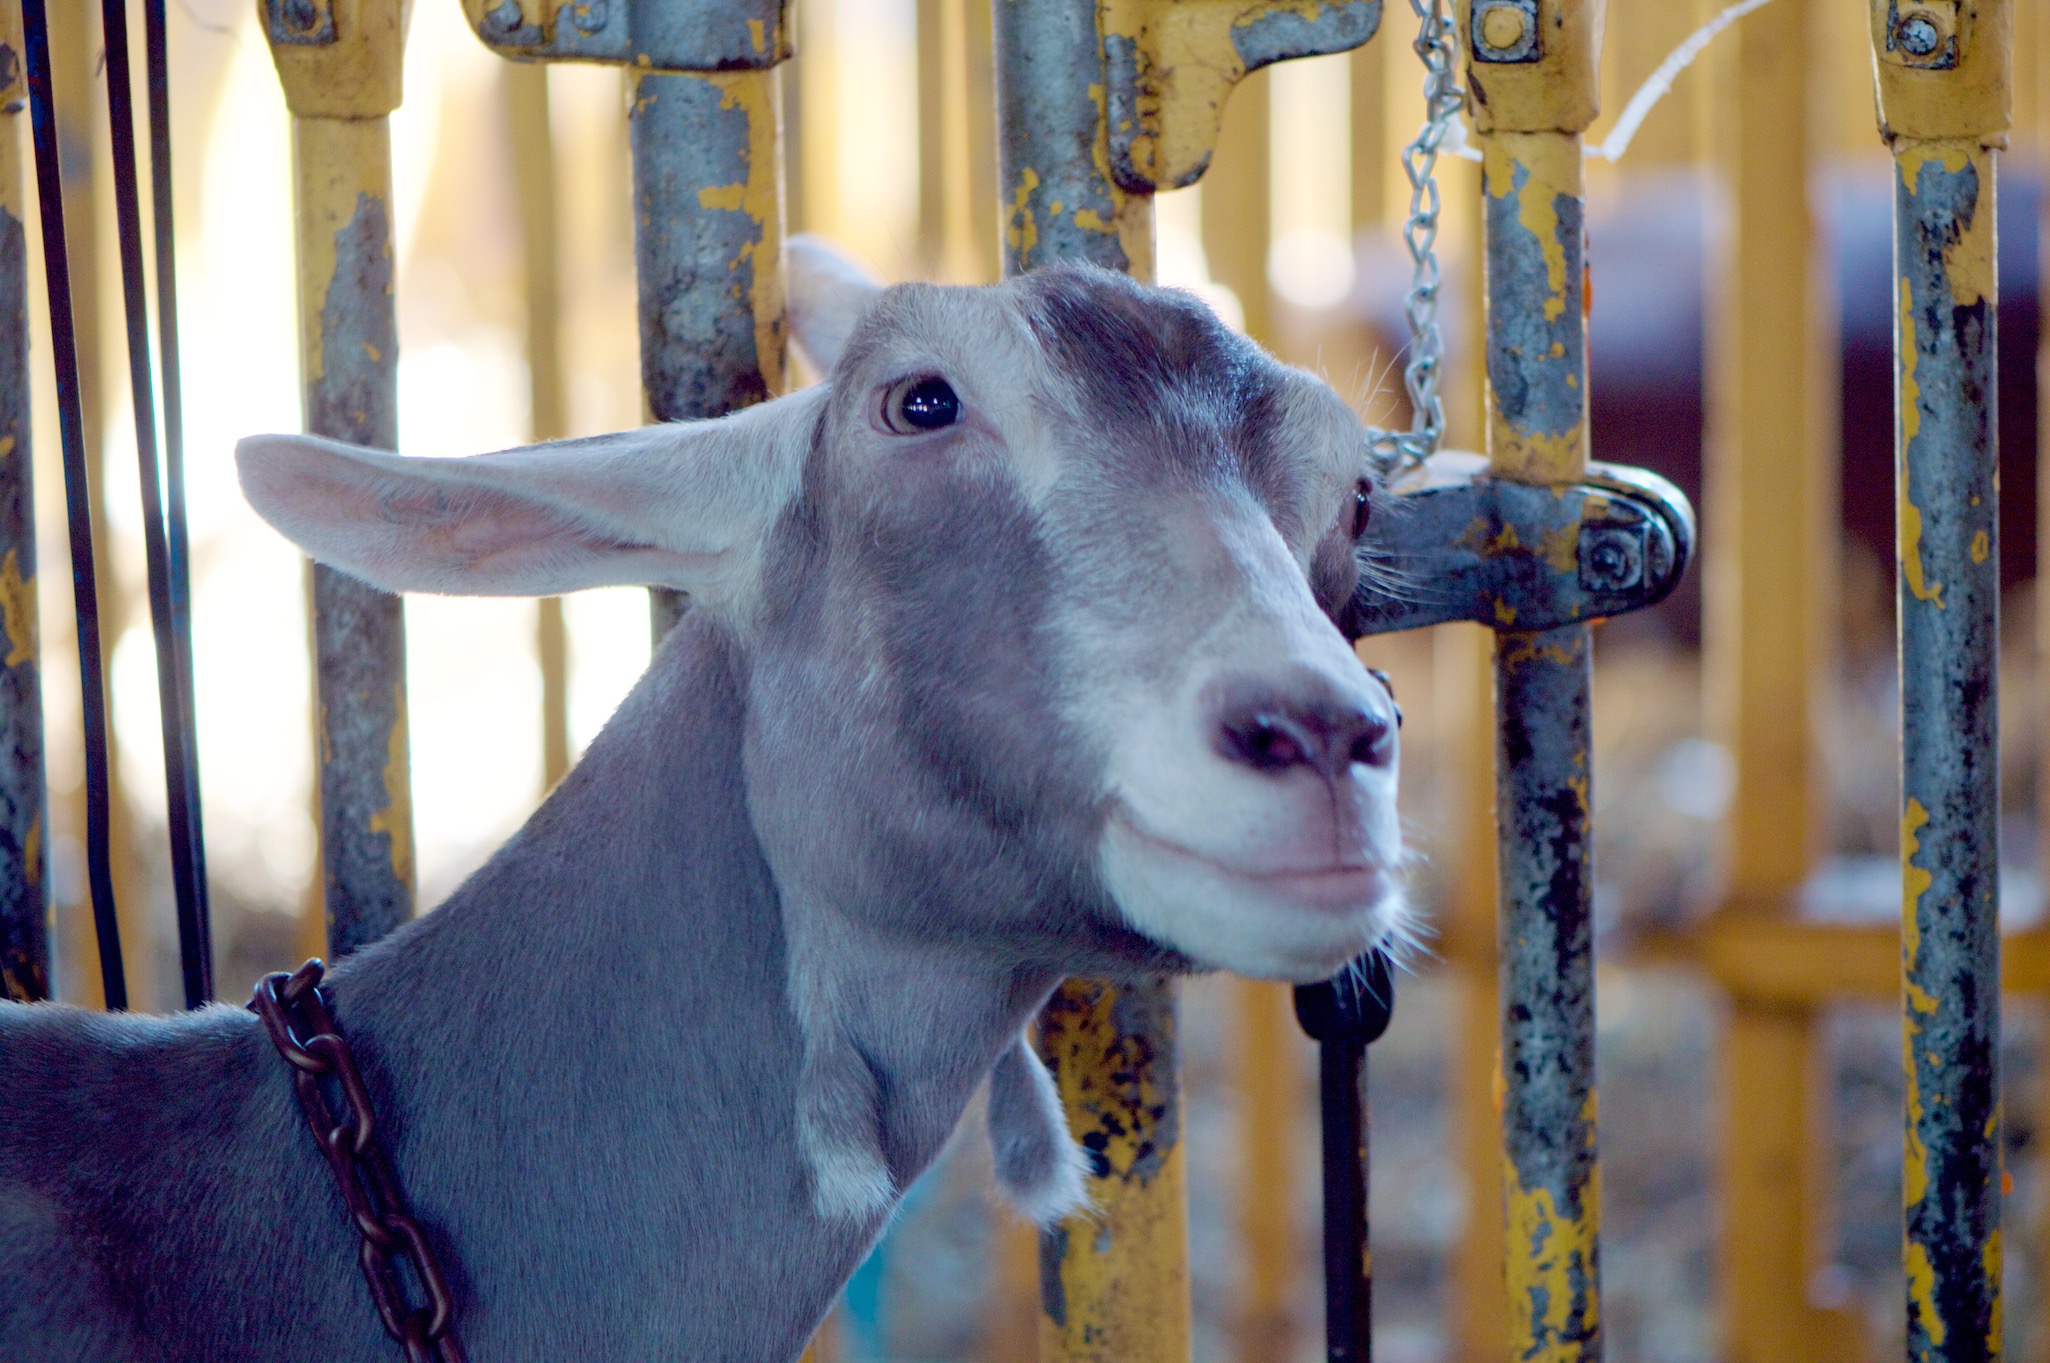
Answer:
[787,234,882,375]
[236,389,819,605]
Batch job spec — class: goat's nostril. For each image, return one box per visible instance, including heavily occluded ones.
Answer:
[1349,718,1395,769]
[1229,714,1309,772]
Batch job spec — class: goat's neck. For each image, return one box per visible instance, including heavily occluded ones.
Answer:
[322,613,1052,1357]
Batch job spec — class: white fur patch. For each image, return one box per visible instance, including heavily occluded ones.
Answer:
[987,1035,1091,1227]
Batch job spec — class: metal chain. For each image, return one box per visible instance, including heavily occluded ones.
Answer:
[251,960,469,1363]
[1364,0,1468,476]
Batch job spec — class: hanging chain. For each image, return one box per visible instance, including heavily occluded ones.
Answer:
[1364,0,1467,476]
[251,960,469,1363]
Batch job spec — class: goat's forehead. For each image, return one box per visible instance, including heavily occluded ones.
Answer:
[834,270,1361,504]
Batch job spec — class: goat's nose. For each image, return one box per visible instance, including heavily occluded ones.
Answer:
[1215,686,1396,780]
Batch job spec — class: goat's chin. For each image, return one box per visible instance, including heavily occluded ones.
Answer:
[1098,811,1404,983]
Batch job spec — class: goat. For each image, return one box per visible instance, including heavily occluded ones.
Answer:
[0,240,1406,1362]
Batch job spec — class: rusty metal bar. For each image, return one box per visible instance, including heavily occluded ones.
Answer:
[0,0,45,1004]
[262,0,414,957]
[995,4,1175,1355]
[996,1,1383,1355]
[1462,4,1604,1356]
[1867,2,2013,1356]
[628,67,787,641]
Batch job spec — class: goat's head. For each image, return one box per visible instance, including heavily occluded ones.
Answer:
[238,239,1407,986]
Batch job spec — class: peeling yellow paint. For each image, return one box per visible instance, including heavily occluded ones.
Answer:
[1487,524,1522,555]
[0,436,16,460]
[1985,1229,2004,1355]
[366,682,414,891]
[291,118,394,392]
[1038,977,1190,1363]
[1970,530,1989,564]
[23,811,38,890]
[1537,523,1578,574]
[1895,282,1944,609]
[0,549,33,668]
[698,183,747,211]
[1905,1240,1945,1345]
[1900,143,1994,308]
[1902,798,1932,965]
[1494,598,1518,626]
[1006,167,1041,256]
[695,70,788,397]
[1503,1160,1600,1361]
[747,17,766,51]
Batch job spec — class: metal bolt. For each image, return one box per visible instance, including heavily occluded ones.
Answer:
[568,0,607,32]
[1479,4,1528,52]
[280,0,319,33]
[483,0,524,34]
[1895,13,1941,56]
[1578,525,1645,593]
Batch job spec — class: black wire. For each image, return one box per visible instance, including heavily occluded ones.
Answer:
[101,0,210,1008]
[20,0,126,1010]
[141,0,207,1003]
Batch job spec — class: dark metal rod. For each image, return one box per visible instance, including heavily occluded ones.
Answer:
[20,0,125,1009]
[141,0,208,994]
[1317,1039,1369,1363]
[99,0,210,1007]
[1295,950,1392,1363]
[1893,141,2001,1363]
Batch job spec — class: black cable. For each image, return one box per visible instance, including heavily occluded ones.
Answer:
[141,0,208,1004]
[100,0,210,1008]
[20,0,126,1010]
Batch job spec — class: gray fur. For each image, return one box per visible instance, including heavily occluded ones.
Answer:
[0,256,1399,1362]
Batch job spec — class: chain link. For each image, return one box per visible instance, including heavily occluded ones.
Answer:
[1364,0,1467,477]
[251,960,469,1363]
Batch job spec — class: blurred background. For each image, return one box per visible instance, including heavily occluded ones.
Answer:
[22,0,2050,1359]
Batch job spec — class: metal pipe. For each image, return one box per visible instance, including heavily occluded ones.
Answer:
[1465,5,1605,1355]
[628,67,787,642]
[1867,2,2013,1354]
[0,0,46,1005]
[262,0,414,957]
[502,63,572,789]
[100,0,211,1007]
[993,7,1179,1358]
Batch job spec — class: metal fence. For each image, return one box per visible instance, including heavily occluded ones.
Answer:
[0,0,2032,1360]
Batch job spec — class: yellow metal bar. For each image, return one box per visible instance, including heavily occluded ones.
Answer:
[503,63,572,790]
[916,0,999,282]
[265,0,415,958]
[1697,0,1840,1354]
[1200,67,1271,345]
[1234,977,1300,1361]
[1037,975,1189,1363]
[1468,7,1604,1358]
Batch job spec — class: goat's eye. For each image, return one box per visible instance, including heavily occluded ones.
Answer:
[885,377,961,433]
[1351,479,1372,539]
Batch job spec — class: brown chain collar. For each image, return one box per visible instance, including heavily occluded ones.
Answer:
[250,959,469,1363]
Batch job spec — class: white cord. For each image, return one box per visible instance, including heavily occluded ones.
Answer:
[1430,0,1784,165]
[1591,0,1782,163]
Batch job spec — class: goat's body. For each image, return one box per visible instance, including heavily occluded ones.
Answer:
[0,615,1046,1362]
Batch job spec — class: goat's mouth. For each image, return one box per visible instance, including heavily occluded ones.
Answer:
[1107,807,1386,913]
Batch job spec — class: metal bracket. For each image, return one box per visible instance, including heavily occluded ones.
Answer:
[461,0,790,71]
[1469,0,1538,63]
[1102,0,1381,194]
[1347,450,1693,639]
